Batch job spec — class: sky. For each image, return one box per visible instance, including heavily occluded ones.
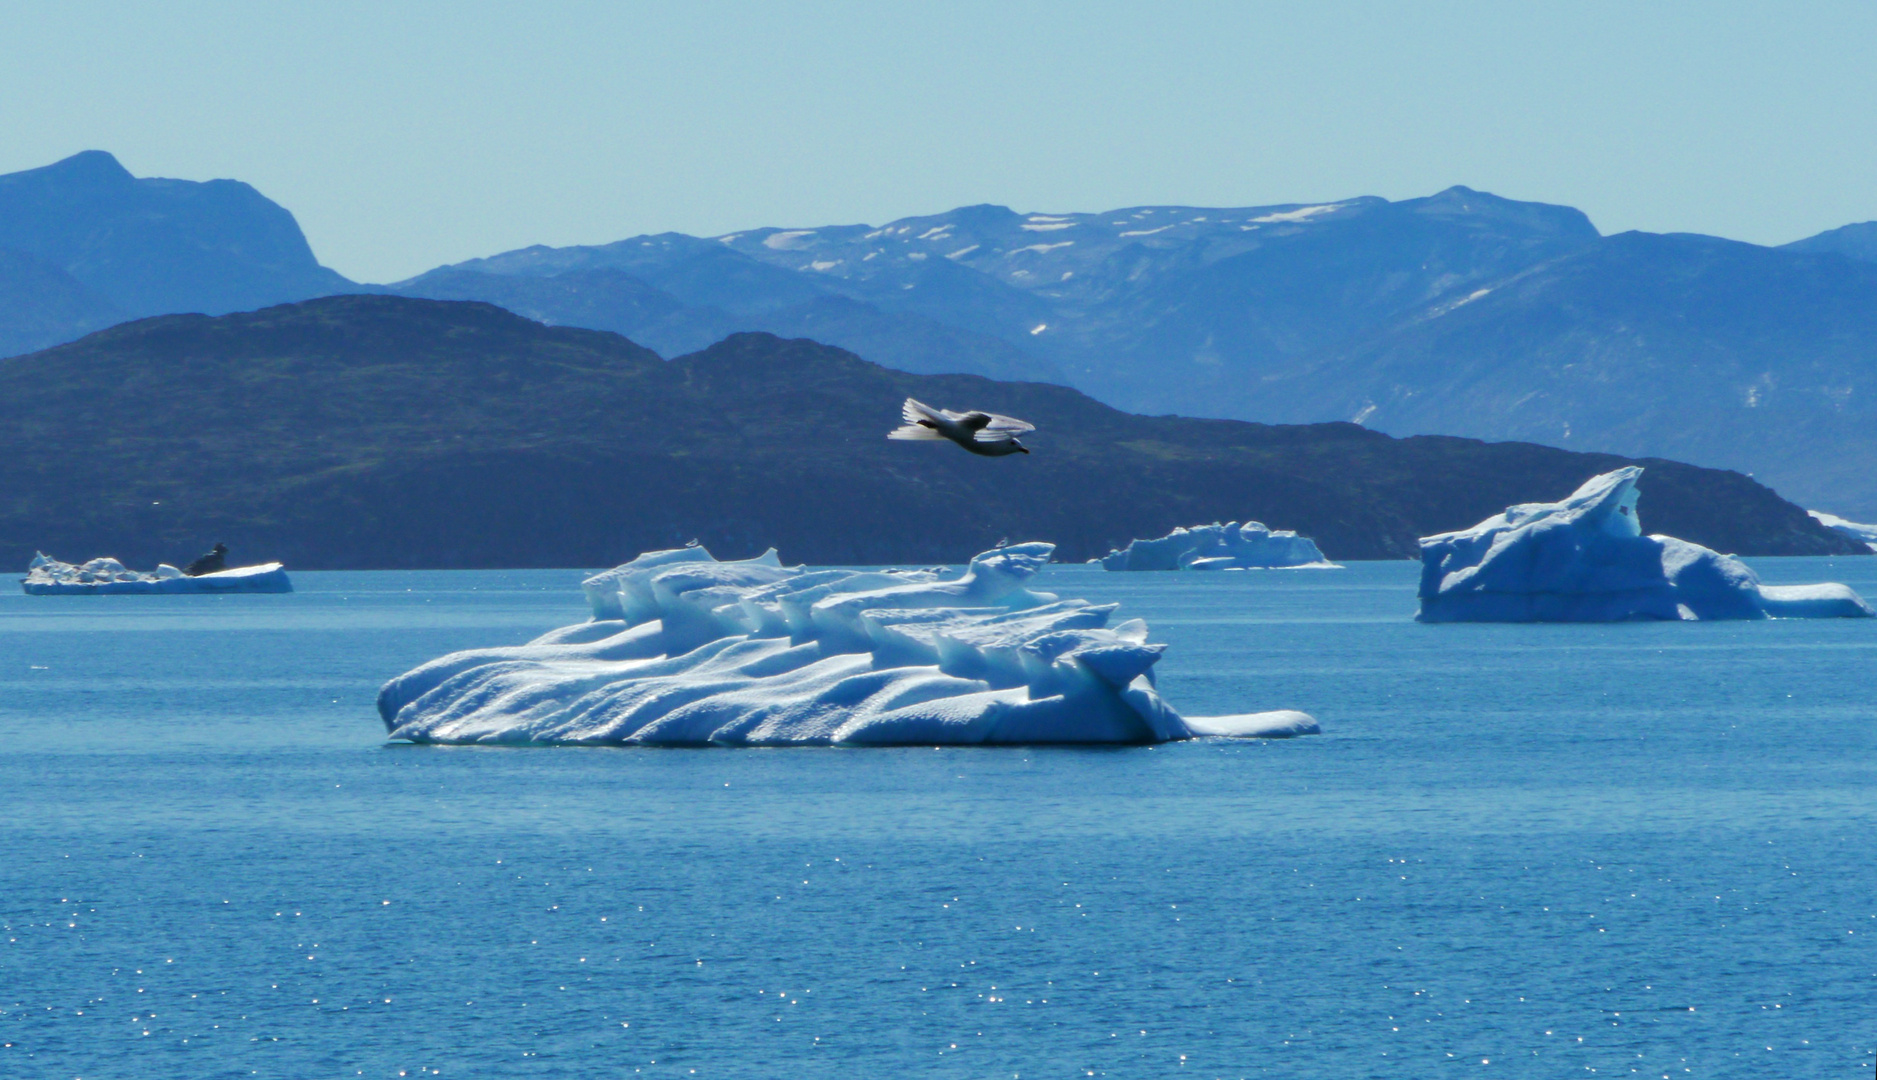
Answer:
[5,1,1875,283]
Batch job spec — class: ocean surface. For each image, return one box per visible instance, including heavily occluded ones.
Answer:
[2,559,1873,1079]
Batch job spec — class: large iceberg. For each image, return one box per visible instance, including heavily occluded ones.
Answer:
[21,553,292,594]
[1809,510,1877,552]
[1099,521,1337,571]
[1417,467,1873,622]
[378,542,1318,745]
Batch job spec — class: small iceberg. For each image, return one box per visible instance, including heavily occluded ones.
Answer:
[1809,510,1877,552]
[378,542,1318,746]
[1417,467,1872,622]
[1098,521,1338,571]
[22,553,292,594]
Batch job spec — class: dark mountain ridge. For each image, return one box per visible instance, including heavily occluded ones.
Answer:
[392,262,1065,383]
[0,295,1855,570]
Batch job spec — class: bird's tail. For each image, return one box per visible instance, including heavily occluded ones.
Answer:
[902,398,947,424]
[889,398,948,440]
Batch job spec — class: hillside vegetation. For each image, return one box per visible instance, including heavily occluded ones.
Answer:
[1,296,1857,569]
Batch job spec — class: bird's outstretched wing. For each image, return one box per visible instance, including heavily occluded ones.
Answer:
[971,412,1036,442]
[955,412,993,431]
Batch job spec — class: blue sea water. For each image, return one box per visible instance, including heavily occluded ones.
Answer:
[1,559,1873,1079]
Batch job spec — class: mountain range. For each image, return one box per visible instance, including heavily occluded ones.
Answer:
[1275,231,1877,526]
[0,295,1855,570]
[0,151,352,356]
[391,189,1595,402]
[2,151,1876,517]
[393,194,1877,517]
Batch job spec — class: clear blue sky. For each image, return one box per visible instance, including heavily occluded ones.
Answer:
[7,1,1874,283]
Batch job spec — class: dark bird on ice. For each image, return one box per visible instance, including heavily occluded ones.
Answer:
[887,398,1035,456]
[184,542,228,577]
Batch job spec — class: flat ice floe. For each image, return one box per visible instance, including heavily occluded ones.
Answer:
[1099,521,1337,571]
[378,542,1318,746]
[21,553,291,594]
[1418,467,1873,622]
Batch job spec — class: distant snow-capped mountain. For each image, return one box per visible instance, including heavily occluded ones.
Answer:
[401,190,1877,516]
[396,186,1598,399]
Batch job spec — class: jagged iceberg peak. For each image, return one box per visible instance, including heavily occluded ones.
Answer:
[1099,521,1337,571]
[378,542,1318,746]
[1418,468,1873,622]
[21,552,291,594]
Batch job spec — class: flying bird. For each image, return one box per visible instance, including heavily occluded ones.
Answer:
[888,398,1035,456]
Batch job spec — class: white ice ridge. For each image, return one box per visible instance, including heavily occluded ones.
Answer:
[1099,522,1338,571]
[1809,510,1877,552]
[1417,467,1874,622]
[378,542,1319,746]
[21,553,292,594]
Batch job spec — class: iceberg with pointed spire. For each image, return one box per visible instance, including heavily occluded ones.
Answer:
[1417,467,1872,622]
[378,542,1317,745]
